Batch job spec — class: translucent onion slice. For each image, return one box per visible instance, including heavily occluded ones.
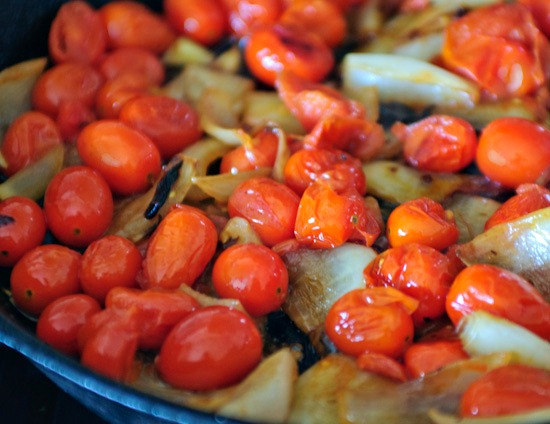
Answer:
[458,311,550,371]
[0,144,64,201]
[342,53,479,109]
[219,217,263,246]
[162,36,214,66]
[271,126,291,183]
[392,32,444,62]
[281,243,377,335]
[429,407,550,424]
[242,91,305,135]
[456,207,550,301]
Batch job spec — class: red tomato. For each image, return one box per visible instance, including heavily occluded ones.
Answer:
[227,177,300,247]
[476,117,550,189]
[36,294,101,356]
[391,115,477,173]
[441,3,549,99]
[79,235,141,304]
[79,308,140,382]
[0,197,46,268]
[386,197,459,250]
[10,244,81,315]
[366,243,455,326]
[212,243,288,316]
[32,63,103,118]
[460,365,550,417]
[106,287,200,350]
[0,111,62,176]
[294,181,381,249]
[404,340,468,379]
[304,115,385,162]
[219,126,279,174]
[98,47,165,85]
[356,351,408,382]
[119,95,202,159]
[99,1,175,54]
[275,71,364,132]
[156,306,263,391]
[163,0,227,46]
[55,100,96,144]
[283,148,366,196]
[142,205,218,289]
[95,73,153,119]
[325,288,415,358]
[48,0,107,65]
[446,264,550,340]
[44,165,114,248]
[280,0,346,48]
[519,0,550,38]
[221,0,283,37]
[77,120,162,195]
[244,23,334,86]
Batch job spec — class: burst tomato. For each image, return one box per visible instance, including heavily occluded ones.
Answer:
[404,340,468,379]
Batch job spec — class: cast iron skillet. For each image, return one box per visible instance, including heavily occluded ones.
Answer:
[0,1,246,422]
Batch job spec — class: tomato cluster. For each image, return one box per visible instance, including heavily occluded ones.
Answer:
[1,0,550,420]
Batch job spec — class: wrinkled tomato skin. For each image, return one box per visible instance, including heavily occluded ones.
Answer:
[366,243,455,326]
[446,264,550,340]
[228,177,300,247]
[156,306,263,391]
[44,165,114,248]
[404,340,469,379]
[77,120,162,196]
[460,365,550,417]
[143,205,218,289]
[476,117,550,189]
[0,197,46,268]
[48,0,107,65]
[36,294,101,356]
[10,244,81,316]
[98,47,165,85]
[95,73,153,119]
[212,243,288,316]
[220,127,279,174]
[519,0,550,37]
[356,351,408,382]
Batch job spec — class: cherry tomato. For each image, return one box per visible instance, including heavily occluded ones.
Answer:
[280,0,346,48]
[99,1,175,54]
[404,340,468,379]
[244,23,334,86]
[106,287,200,350]
[44,165,114,248]
[95,73,154,119]
[227,177,300,247]
[156,305,263,391]
[0,197,46,268]
[275,71,364,132]
[485,184,550,230]
[391,115,477,173]
[77,120,162,195]
[304,115,385,162]
[283,148,366,196]
[0,111,63,176]
[356,351,408,382]
[79,308,140,382]
[220,126,279,174]
[119,95,202,159]
[460,365,550,417]
[294,181,381,249]
[446,264,550,340]
[55,100,96,144]
[366,243,455,326]
[48,0,107,65]
[10,244,81,315]
[212,243,288,316]
[80,235,142,304]
[142,205,218,289]
[441,3,549,99]
[386,197,459,250]
[325,288,415,358]
[221,0,283,37]
[163,0,227,46]
[98,47,165,85]
[36,294,101,356]
[476,117,550,189]
[32,62,103,118]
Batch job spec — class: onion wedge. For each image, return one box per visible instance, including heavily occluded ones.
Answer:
[445,194,501,243]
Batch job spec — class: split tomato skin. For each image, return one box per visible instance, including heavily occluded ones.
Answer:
[142,205,218,290]
[156,306,263,391]
[0,196,46,268]
[446,264,550,340]
[404,340,468,379]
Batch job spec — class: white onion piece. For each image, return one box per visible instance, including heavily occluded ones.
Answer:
[392,32,443,62]
[458,311,550,371]
[445,194,501,243]
[220,217,263,246]
[342,53,479,109]
[242,91,305,135]
[162,36,214,66]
